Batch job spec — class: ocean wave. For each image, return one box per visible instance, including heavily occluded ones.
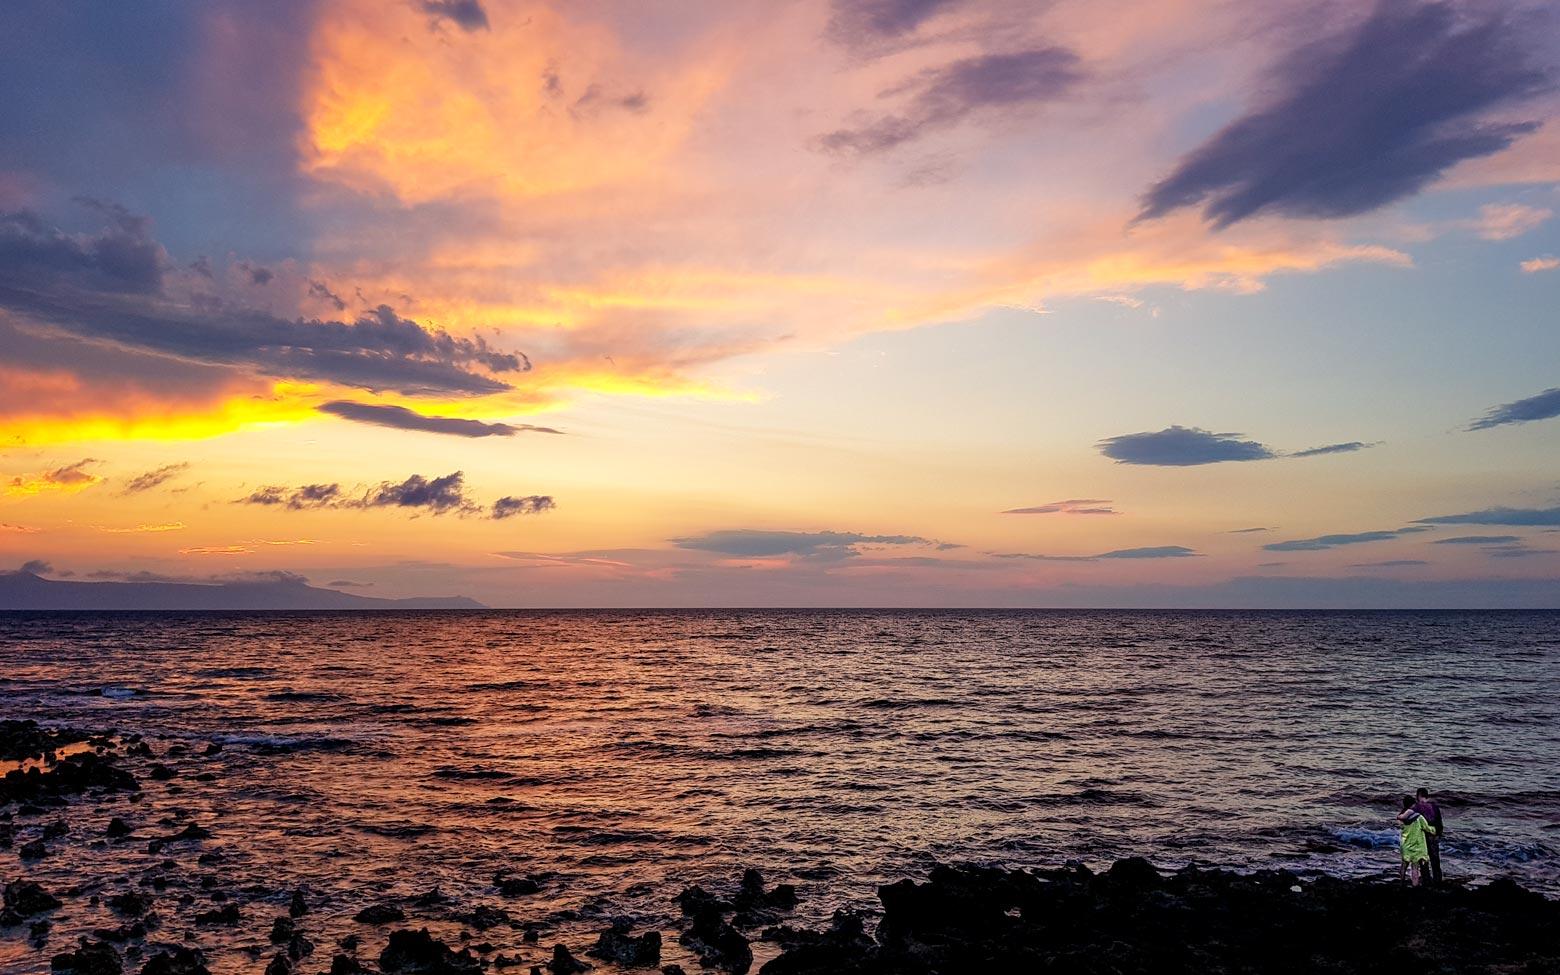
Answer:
[213,733,358,754]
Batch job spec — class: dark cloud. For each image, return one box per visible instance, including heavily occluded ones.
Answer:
[819,48,1082,155]
[1415,506,1560,527]
[1432,534,1521,545]
[121,462,189,494]
[1263,527,1428,551]
[492,495,556,519]
[1290,441,1375,458]
[1002,498,1116,515]
[1139,0,1552,228]
[241,262,273,286]
[362,472,475,514]
[1349,559,1430,568]
[827,0,963,45]
[1227,527,1274,534]
[0,207,529,396]
[418,0,490,32]
[1098,426,1275,466]
[0,205,163,294]
[1468,387,1560,431]
[992,545,1200,561]
[318,401,563,438]
[671,529,939,562]
[19,559,52,575]
[1098,426,1376,465]
[308,280,347,312]
[239,483,344,510]
[237,472,548,520]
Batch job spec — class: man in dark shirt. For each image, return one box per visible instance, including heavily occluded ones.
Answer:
[1413,787,1444,884]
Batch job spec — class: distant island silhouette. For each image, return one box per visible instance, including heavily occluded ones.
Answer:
[0,570,485,611]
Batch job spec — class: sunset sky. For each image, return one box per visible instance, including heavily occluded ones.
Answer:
[2,0,1558,606]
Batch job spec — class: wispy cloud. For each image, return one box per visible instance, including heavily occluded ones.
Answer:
[818,48,1082,155]
[671,529,943,562]
[1431,534,1521,545]
[96,522,186,534]
[1264,527,1430,552]
[318,401,562,438]
[1002,499,1116,515]
[1521,255,1560,273]
[121,462,190,494]
[1416,506,1560,527]
[1289,441,1376,458]
[1468,387,1560,431]
[1470,203,1552,240]
[1138,0,1552,227]
[5,458,101,496]
[992,545,1200,562]
[1349,559,1430,568]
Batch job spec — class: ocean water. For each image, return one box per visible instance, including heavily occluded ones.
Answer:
[3,610,1559,972]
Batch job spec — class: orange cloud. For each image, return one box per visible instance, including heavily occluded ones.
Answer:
[5,458,102,496]
[303,0,727,205]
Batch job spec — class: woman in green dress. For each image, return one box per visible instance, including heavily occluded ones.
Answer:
[1397,795,1437,886]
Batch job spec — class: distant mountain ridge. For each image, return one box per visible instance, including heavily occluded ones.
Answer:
[0,571,485,611]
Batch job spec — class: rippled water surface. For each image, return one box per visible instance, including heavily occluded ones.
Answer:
[3,610,1559,972]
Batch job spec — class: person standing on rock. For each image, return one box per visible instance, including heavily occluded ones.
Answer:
[1397,795,1437,887]
[1412,787,1444,885]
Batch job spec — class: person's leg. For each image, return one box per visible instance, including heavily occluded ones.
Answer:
[1409,861,1422,887]
[1428,838,1442,884]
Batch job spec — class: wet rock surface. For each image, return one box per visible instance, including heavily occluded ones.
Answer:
[761,859,1560,974]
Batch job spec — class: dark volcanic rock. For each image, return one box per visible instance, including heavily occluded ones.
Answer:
[547,944,591,974]
[587,923,661,967]
[378,928,481,973]
[288,889,308,918]
[5,879,64,916]
[21,838,48,859]
[107,891,152,917]
[680,910,751,974]
[461,904,512,931]
[138,946,209,975]
[263,955,292,975]
[1,751,139,806]
[675,885,732,917]
[50,938,123,975]
[732,869,798,927]
[329,955,364,975]
[193,903,240,925]
[354,902,406,924]
[494,871,543,897]
[271,916,298,943]
[106,817,132,838]
[147,765,175,781]
[760,861,1560,975]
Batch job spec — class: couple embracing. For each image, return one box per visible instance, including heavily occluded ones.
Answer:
[1397,787,1444,887]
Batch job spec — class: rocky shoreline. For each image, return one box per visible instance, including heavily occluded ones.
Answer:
[5,719,1558,975]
